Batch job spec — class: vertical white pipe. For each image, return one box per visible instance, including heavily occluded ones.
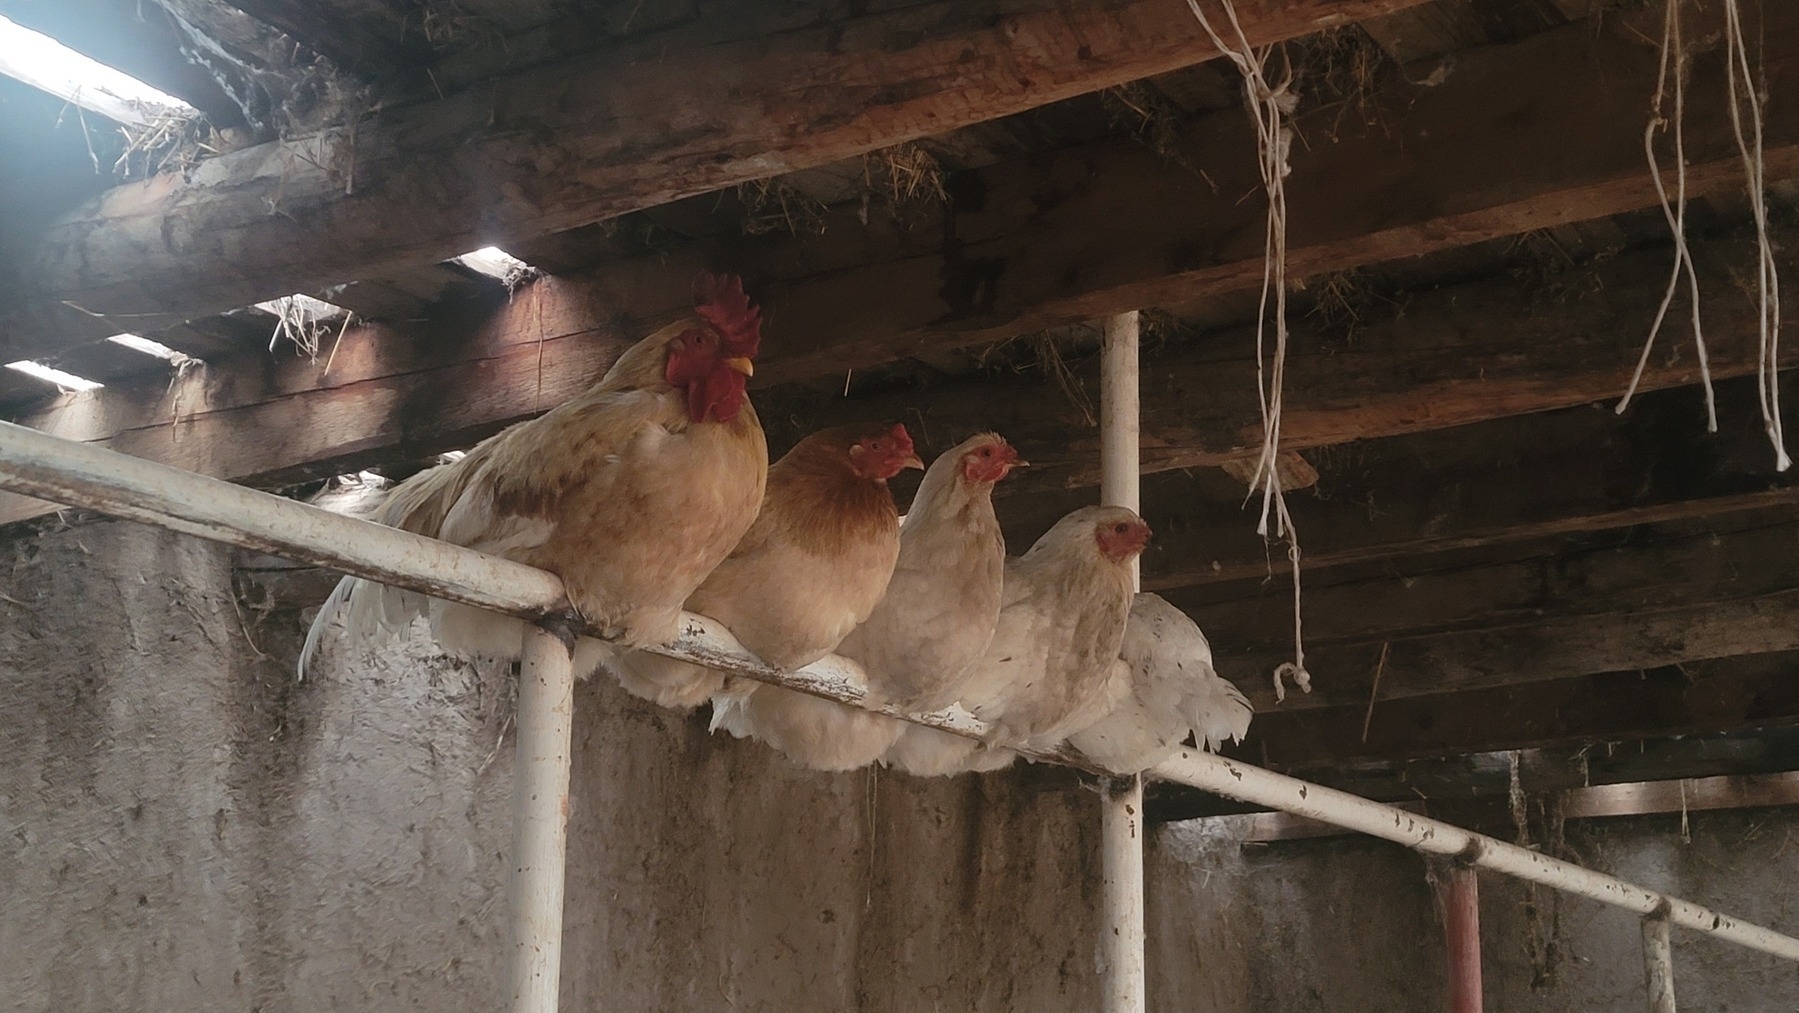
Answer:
[508,626,576,1013]
[1644,914,1677,1013]
[1099,310,1147,1013]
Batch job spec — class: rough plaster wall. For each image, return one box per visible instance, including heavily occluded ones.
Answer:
[10,521,1799,1012]
[1481,812,1799,1012]
[1148,821,1447,1013]
[0,522,1115,1011]
[1146,812,1799,1012]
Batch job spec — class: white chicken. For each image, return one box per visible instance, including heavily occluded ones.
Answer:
[883,504,1150,777]
[1065,593,1253,774]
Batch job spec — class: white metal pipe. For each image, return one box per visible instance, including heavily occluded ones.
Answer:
[1151,748,1799,962]
[0,419,567,618]
[6,418,1799,968]
[1098,310,1147,1013]
[1644,914,1677,1012]
[509,627,576,1013]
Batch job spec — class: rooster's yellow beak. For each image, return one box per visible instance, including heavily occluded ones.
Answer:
[723,356,755,377]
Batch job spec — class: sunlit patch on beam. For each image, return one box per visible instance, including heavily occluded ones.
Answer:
[454,246,537,285]
[107,333,197,365]
[4,360,103,392]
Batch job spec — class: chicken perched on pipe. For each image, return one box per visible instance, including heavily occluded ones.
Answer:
[708,432,1024,769]
[299,273,768,678]
[610,422,922,710]
[885,504,1151,777]
[1066,592,1253,774]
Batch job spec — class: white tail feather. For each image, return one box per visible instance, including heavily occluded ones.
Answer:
[709,683,904,772]
[882,724,1015,778]
[707,680,757,738]
[297,574,355,681]
[599,641,723,712]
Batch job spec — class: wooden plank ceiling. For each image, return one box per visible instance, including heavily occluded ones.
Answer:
[2,0,1797,817]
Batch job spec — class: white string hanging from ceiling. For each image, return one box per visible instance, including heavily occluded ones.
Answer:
[1621,0,1789,472]
[1181,0,1310,703]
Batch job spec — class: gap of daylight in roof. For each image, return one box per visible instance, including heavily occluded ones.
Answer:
[0,15,197,126]
[5,360,103,393]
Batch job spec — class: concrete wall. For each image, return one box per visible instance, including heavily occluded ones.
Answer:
[4,521,1799,1011]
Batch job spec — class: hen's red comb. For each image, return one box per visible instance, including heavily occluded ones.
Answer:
[887,422,915,454]
[693,272,763,358]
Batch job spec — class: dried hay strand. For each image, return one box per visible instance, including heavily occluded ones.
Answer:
[734,178,829,236]
[862,142,948,208]
[1032,332,1097,427]
[1102,81,1187,163]
[415,0,507,52]
[113,109,224,181]
[1184,0,1312,703]
[1286,24,1393,141]
[858,142,950,228]
[263,297,348,362]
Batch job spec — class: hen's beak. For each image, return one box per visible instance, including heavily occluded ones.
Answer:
[723,356,755,377]
[901,453,925,471]
[1008,456,1031,469]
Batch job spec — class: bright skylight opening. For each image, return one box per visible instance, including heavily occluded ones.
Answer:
[455,246,535,281]
[107,333,192,363]
[254,294,350,319]
[5,360,103,392]
[0,15,197,126]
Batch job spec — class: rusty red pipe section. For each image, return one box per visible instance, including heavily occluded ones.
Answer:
[1439,865,1484,1013]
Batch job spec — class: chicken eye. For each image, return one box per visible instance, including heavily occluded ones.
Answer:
[1113,522,1129,534]
[979,447,993,457]
[870,440,883,451]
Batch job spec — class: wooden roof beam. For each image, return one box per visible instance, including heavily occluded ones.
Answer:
[1194,509,1799,695]
[796,228,1799,494]
[215,0,429,82]
[2,224,1794,530]
[1242,648,1799,768]
[0,0,1425,360]
[753,1,1799,382]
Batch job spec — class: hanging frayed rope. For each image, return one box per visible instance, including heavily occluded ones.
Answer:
[1723,0,1791,471]
[1183,0,1310,702]
[1618,0,1717,431]
[1621,0,1790,472]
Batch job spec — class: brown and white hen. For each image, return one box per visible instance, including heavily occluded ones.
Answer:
[609,422,921,710]
[300,273,768,677]
[707,432,1023,770]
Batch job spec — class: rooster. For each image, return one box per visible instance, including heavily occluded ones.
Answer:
[706,432,1023,770]
[609,421,921,710]
[1066,593,1253,774]
[884,504,1151,777]
[299,273,768,677]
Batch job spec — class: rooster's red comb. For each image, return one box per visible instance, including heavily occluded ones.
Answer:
[693,272,763,358]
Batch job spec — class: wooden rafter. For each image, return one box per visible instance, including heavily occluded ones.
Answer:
[215,0,429,81]
[0,0,1429,360]
[4,223,1795,528]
